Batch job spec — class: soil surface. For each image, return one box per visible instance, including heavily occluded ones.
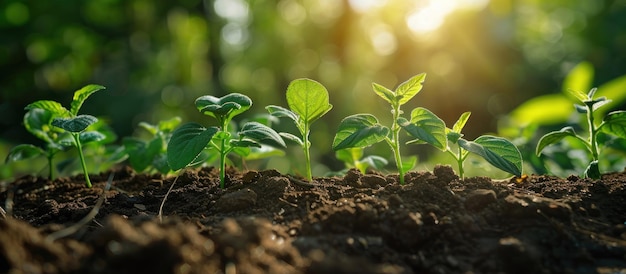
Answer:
[1,165,625,274]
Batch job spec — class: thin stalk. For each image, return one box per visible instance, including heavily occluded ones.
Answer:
[219,137,227,188]
[457,145,465,179]
[390,105,405,185]
[73,133,92,188]
[303,124,312,181]
[47,152,54,180]
[586,104,599,161]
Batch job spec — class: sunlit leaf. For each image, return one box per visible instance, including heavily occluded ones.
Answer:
[563,62,593,100]
[332,114,389,150]
[508,94,573,126]
[266,105,299,123]
[536,126,578,155]
[395,73,426,105]
[286,78,333,125]
[238,121,286,148]
[459,135,523,177]
[400,156,417,174]
[70,84,106,116]
[372,83,395,105]
[600,111,626,139]
[195,93,252,122]
[398,107,447,151]
[52,115,98,132]
[452,112,471,133]
[25,100,68,116]
[279,132,304,145]
[167,123,218,170]
[244,145,286,160]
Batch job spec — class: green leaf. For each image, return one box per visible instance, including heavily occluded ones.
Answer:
[279,132,304,146]
[23,108,59,143]
[395,73,426,105]
[266,105,299,123]
[332,114,389,150]
[123,137,151,171]
[158,116,182,133]
[167,123,219,170]
[335,148,362,166]
[452,112,471,133]
[566,88,589,103]
[195,93,252,121]
[372,83,395,105]
[52,115,98,132]
[584,160,600,179]
[400,156,417,174]
[79,131,106,144]
[244,145,286,160]
[600,110,626,139]
[360,155,388,170]
[230,139,260,149]
[536,126,577,155]
[5,144,45,163]
[238,121,286,148]
[25,100,68,116]
[563,62,593,98]
[508,94,573,126]
[459,135,523,177]
[398,107,447,151]
[286,78,333,125]
[70,84,106,116]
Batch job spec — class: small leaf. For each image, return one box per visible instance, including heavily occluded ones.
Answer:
[452,112,471,133]
[25,100,69,116]
[157,116,182,133]
[400,156,417,174]
[372,83,395,105]
[584,160,600,179]
[239,121,286,148]
[566,88,589,103]
[279,132,304,145]
[360,155,388,170]
[395,73,426,105]
[52,115,98,132]
[332,114,389,150]
[399,107,447,151]
[79,131,106,144]
[23,108,59,143]
[563,62,593,97]
[335,148,362,166]
[70,84,106,116]
[536,127,577,155]
[5,144,45,163]
[123,137,152,171]
[231,139,260,149]
[244,145,286,160]
[286,78,333,125]
[587,87,598,99]
[600,110,626,139]
[167,123,219,170]
[590,97,611,112]
[459,135,523,177]
[266,105,299,123]
[195,93,252,121]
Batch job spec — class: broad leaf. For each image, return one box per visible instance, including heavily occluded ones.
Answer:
[395,73,426,105]
[372,83,395,105]
[536,126,577,155]
[332,114,389,150]
[123,137,152,171]
[286,78,333,125]
[79,131,106,144]
[25,100,68,116]
[238,121,286,148]
[459,135,523,177]
[600,110,626,139]
[52,115,98,133]
[266,105,299,123]
[5,144,45,163]
[167,123,219,170]
[70,84,106,116]
[24,108,58,143]
[195,93,252,121]
[398,107,447,151]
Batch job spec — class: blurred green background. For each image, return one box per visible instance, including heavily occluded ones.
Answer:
[2,0,626,180]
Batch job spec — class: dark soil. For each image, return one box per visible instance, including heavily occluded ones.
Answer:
[1,165,625,273]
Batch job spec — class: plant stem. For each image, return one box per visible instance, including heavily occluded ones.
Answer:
[586,104,599,161]
[73,133,92,188]
[303,125,313,181]
[47,153,54,180]
[219,137,227,189]
[391,105,404,185]
[457,146,465,179]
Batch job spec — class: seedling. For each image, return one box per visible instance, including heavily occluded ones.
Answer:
[445,112,523,178]
[335,147,388,174]
[537,87,626,179]
[167,93,285,188]
[10,85,107,187]
[123,117,182,173]
[332,73,447,184]
[266,78,333,181]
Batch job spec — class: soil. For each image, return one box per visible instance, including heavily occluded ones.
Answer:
[1,165,625,274]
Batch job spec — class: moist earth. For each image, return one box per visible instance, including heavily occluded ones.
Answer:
[1,165,625,273]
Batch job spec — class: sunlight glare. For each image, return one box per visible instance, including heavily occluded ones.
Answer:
[407,0,489,34]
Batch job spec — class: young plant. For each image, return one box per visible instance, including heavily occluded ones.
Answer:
[266,78,333,181]
[537,87,626,179]
[332,73,447,184]
[13,85,107,187]
[167,93,285,188]
[335,147,388,174]
[445,112,523,179]
[123,117,182,174]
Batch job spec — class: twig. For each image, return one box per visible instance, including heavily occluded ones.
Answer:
[286,174,320,187]
[45,173,114,242]
[158,174,180,224]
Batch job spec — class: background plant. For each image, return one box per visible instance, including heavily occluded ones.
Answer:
[332,73,448,184]
[123,117,182,174]
[266,78,333,181]
[334,147,388,175]
[167,93,285,188]
[537,87,626,179]
[445,112,523,179]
